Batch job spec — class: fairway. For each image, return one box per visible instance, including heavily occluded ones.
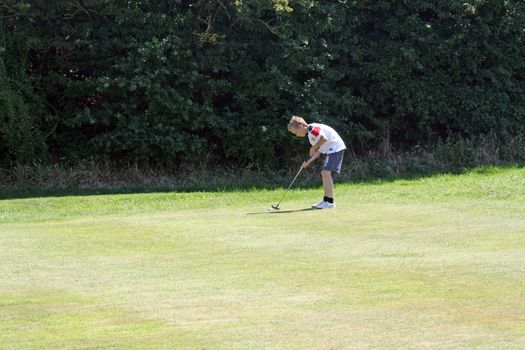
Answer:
[1,167,525,349]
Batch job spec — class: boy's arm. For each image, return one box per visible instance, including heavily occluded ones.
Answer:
[309,136,327,156]
[302,151,321,169]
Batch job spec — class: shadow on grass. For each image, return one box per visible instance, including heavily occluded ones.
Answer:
[246,207,316,215]
[1,164,523,201]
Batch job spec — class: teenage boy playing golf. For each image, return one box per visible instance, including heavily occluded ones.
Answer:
[287,115,346,209]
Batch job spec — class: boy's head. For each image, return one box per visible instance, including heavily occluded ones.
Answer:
[287,115,308,137]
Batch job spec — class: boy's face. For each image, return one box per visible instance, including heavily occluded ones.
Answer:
[290,125,308,137]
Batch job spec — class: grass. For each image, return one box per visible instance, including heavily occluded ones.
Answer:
[1,166,524,349]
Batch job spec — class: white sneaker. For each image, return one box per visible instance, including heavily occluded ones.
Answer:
[312,200,325,208]
[315,201,336,209]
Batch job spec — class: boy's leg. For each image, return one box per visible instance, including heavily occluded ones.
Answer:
[315,150,344,208]
[321,150,344,200]
[313,170,335,209]
[321,170,334,199]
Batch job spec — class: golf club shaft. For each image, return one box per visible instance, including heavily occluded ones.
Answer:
[274,159,309,208]
[289,166,304,188]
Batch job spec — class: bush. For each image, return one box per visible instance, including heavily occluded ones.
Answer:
[0,0,524,169]
[0,24,46,165]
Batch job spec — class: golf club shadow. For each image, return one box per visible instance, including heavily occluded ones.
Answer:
[246,207,316,215]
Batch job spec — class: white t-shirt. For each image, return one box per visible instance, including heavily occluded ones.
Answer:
[307,123,346,154]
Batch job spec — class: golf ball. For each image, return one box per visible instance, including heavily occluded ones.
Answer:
[267,208,273,212]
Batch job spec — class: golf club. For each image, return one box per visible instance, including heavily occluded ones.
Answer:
[269,159,310,211]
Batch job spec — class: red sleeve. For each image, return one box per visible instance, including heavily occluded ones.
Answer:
[311,127,320,137]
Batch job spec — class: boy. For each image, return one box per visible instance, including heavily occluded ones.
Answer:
[287,115,346,209]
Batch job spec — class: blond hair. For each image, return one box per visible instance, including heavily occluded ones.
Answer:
[287,115,308,133]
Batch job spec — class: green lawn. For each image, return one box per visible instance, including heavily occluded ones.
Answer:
[1,167,524,349]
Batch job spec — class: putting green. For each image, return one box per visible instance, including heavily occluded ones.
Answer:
[1,167,524,349]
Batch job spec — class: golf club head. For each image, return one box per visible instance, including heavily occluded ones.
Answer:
[271,205,280,210]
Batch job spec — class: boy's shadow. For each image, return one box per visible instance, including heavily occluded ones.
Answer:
[247,208,316,215]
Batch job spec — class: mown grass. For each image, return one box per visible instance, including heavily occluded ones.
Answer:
[1,166,524,349]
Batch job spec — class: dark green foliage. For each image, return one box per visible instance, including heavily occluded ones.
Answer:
[1,0,524,169]
[0,22,46,165]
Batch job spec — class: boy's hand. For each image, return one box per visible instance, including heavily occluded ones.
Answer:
[302,157,313,169]
[303,152,320,169]
[309,147,317,157]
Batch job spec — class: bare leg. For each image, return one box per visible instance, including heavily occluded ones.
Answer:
[321,170,334,199]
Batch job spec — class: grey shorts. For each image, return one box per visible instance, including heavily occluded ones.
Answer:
[322,150,345,174]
